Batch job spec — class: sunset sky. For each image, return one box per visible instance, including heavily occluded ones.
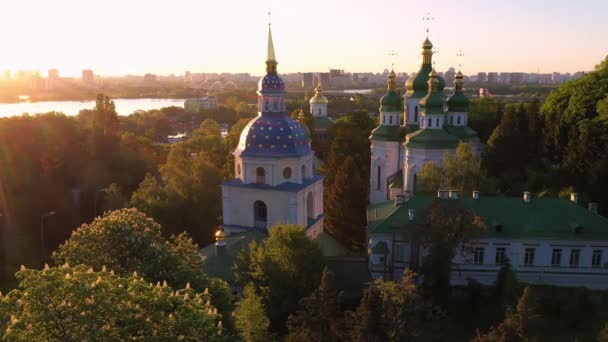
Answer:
[1,0,606,76]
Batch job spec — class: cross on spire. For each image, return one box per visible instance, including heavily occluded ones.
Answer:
[456,50,465,70]
[388,49,398,70]
[422,12,435,37]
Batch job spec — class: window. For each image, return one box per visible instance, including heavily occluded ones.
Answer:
[414,106,418,122]
[307,192,314,220]
[377,165,381,190]
[570,249,580,267]
[318,108,321,115]
[524,248,535,266]
[428,118,432,128]
[301,165,307,179]
[551,248,562,266]
[593,249,603,268]
[389,115,393,124]
[457,115,461,125]
[450,116,453,124]
[395,244,406,263]
[382,115,386,123]
[473,247,484,265]
[283,167,292,179]
[436,118,440,127]
[237,163,241,176]
[256,167,266,184]
[254,201,267,228]
[495,247,506,265]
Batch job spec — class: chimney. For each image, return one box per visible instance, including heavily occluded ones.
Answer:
[437,190,449,199]
[449,190,459,200]
[394,194,405,206]
[570,193,578,204]
[472,190,480,200]
[523,191,532,203]
[589,203,599,214]
[408,209,415,221]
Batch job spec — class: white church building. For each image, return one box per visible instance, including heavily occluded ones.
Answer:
[220,25,324,236]
[367,36,608,289]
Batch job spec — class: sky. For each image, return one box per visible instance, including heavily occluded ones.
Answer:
[0,0,606,77]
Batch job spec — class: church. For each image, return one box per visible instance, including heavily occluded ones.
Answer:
[219,25,324,237]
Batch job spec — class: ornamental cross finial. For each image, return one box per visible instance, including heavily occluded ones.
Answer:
[388,49,398,70]
[456,50,465,70]
[422,12,435,37]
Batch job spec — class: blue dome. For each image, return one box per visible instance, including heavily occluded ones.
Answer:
[258,73,284,94]
[237,114,311,158]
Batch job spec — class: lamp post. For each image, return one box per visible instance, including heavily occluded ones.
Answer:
[40,211,56,257]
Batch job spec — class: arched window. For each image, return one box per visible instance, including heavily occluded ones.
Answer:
[307,192,314,221]
[457,115,461,125]
[256,167,266,184]
[377,165,381,190]
[428,118,432,128]
[254,201,267,229]
[436,118,440,127]
[450,116,453,125]
[414,106,419,122]
[318,108,321,115]
[283,167,292,179]
[389,115,393,124]
[237,163,241,176]
[264,100,269,111]
[301,165,307,179]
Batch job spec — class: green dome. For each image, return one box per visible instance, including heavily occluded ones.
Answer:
[419,70,444,115]
[379,70,402,112]
[446,93,469,112]
[405,37,445,97]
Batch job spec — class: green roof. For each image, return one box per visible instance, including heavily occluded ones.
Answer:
[200,231,266,283]
[313,116,334,130]
[445,125,479,141]
[379,91,402,112]
[370,124,406,142]
[367,194,608,240]
[404,128,459,149]
[447,92,469,112]
[405,65,446,98]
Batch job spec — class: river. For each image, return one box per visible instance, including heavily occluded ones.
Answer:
[0,98,187,117]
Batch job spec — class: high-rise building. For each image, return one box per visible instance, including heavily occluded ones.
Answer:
[477,72,487,83]
[82,69,94,84]
[302,72,314,89]
[487,72,498,83]
[48,69,59,79]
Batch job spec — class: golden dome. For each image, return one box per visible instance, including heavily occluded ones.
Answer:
[309,82,328,104]
[214,227,226,241]
[422,37,433,50]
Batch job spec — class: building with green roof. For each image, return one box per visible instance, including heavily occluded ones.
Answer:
[308,82,335,140]
[367,191,608,289]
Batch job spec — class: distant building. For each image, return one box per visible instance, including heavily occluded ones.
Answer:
[510,72,525,84]
[319,72,330,88]
[82,69,94,84]
[487,72,498,83]
[48,69,59,80]
[444,67,456,86]
[302,72,314,89]
[477,72,487,83]
[184,71,192,83]
[143,73,157,83]
[184,96,218,112]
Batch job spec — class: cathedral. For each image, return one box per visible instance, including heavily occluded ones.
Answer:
[369,37,480,204]
[220,25,324,237]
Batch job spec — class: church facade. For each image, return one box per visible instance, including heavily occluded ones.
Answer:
[221,26,324,237]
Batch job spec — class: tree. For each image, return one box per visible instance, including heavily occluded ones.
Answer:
[323,156,367,251]
[416,199,486,306]
[0,265,224,341]
[100,183,128,213]
[234,224,325,331]
[93,94,119,138]
[234,284,271,342]
[598,323,608,342]
[495,262,519,311]
[52,208,233,320]
[287,268,347,342]
[352,270,440,342]
[475,287,543,342]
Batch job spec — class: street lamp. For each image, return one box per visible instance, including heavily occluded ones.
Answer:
[40,211,56,256]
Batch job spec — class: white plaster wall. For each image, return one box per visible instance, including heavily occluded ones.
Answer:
[237,153,314,185]
[370,140,401,204]
[405,97,421,125]
[403,146,456,192]
[310,103,327,117]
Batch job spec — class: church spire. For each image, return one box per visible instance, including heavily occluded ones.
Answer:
[266,21,278,74]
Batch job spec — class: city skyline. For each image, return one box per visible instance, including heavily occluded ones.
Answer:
[1,0,606,77]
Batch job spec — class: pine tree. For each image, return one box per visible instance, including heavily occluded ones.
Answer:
[286,268,347,342]
[235,284,270,342]
[323,156,366,251]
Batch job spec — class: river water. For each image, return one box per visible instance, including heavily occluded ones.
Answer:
[0,98,187,117]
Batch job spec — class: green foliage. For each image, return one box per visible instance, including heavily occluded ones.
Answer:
[235,284,271,342]
[287,268,347,342]
[100,183,128,213]
[234,224,325,331]
[418,143,494,195]
[52,208,233,320]
[468,98,503,142]
[495,263,520,311]
[598,323,608,342]
[352,270,440,342]
[0,265,224,341]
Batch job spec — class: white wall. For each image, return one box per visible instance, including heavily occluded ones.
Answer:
[370,140,402,204]
[403,146,456,192]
